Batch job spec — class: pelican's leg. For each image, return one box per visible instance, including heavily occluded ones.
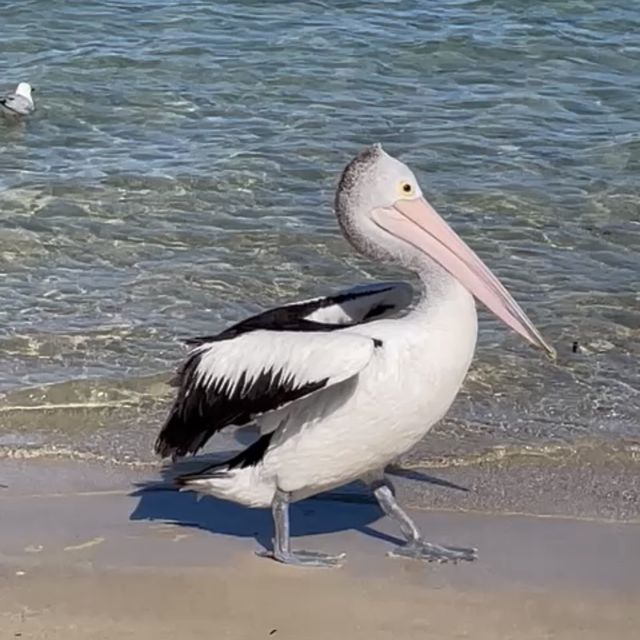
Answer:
[371,479,477,563]
[257,489,345,568]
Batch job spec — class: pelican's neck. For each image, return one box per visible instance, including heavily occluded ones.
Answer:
[412,254,474,315]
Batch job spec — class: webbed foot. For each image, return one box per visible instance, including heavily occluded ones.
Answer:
[389,540,477,563]
[258,548,345,568]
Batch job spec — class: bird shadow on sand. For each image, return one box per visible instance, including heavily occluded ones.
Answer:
[129,453,469,554]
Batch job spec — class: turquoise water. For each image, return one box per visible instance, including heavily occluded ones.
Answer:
[0,1,638,462]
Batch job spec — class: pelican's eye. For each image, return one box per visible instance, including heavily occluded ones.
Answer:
[398,181,414,197]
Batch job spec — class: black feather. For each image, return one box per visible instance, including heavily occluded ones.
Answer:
[155,359,328,459]
[175,432,275,488]
[184,286,394,346]
[157,285,395,460]
[364,303,394,321]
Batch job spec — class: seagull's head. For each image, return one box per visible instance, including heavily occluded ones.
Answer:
[15,83,34,99]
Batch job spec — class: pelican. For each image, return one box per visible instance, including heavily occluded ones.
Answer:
[155,145,554,567]
[0,82,35,117]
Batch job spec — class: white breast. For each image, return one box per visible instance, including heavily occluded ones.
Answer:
[264,279,478,497]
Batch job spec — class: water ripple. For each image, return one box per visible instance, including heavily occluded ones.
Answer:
[0,0,638,456]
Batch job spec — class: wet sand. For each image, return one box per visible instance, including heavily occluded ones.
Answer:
[3,564,638,640]
[1,458,639,639]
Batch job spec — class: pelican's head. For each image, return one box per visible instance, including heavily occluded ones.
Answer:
[15,82,33,99]
[335,144,555,358]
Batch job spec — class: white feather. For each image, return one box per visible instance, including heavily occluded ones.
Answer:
[193,329,376,396]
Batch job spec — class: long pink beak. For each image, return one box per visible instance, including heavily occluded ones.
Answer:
[372,197,556,358]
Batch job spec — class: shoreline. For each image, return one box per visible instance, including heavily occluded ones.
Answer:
[2,440,639,522]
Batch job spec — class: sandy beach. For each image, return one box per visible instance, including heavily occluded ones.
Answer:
[1,458,639,639]
[2,563,638,640]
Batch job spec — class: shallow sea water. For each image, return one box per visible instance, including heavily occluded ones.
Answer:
[0,1,638,475]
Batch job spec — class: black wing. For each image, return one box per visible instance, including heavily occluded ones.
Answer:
[155,329,377,459]
[184,281,413,347]
[155,282,412,460]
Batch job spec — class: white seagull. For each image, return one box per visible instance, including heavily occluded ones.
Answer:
[155,145,555,567]
[0,82,35,117]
